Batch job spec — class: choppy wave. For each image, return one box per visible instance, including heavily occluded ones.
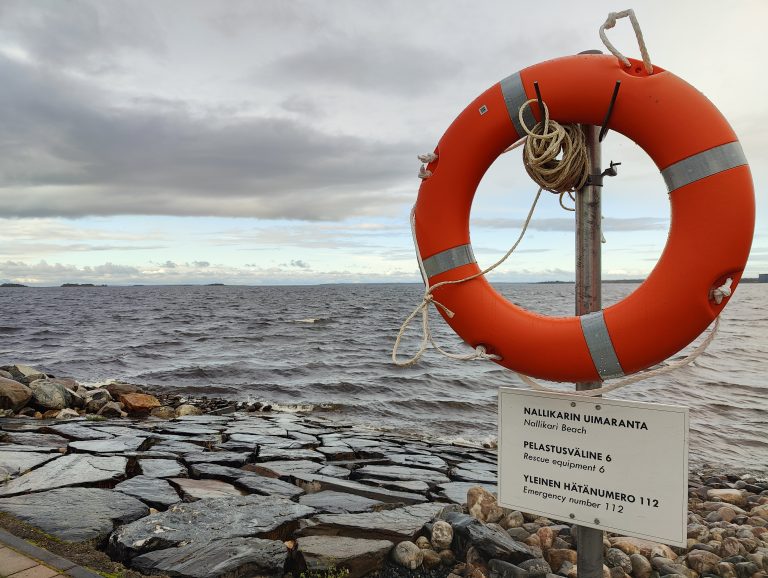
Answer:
[1,282,766,473]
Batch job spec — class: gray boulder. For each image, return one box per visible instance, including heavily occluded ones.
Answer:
[29,379,71,410]
[7,364,46,384]
[298,536,394,578]
[436,511,533,564]
[114,475,181,509]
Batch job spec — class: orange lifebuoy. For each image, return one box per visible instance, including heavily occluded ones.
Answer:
[414,54,754,383]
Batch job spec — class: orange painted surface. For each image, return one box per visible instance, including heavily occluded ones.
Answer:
[414,54,754,382]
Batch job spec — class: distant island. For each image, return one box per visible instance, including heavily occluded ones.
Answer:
[61,283,107,287]
[0,283,27,288]
[206,283,225,286]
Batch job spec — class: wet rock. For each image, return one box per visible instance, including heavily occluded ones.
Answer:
[139,458,188,478]
[29,379,71,410]
[468,486,504,524]
[0,487,147,542]
[170,477,246,500]
[355,464,450,485]
[451,467,498,484]
[150,406,176,419]
[7,364,46,384]
[298,490,384,514]
[256,447,326,462]
[175,404,203,417]
[518,558,551,577]
[298,536,394,578]
[488,558,530,578]
[115,475,181,509]
[708,488,747,507]
[606,548,633,573]
[319,464,352,479]
[422,549,442,569]
[0,431,68,448]
[0,454,126,495]
[46,422,115,440]
[119,393,161,414]
[437,482,498,505]
[359,478,429,493]
[69,435,147,454]
[686,549,722,574]
[132,536,289,577]
[0,378,32,411]
[97,401,126,417]
[247,459,324,478]
[108,495,314,560]
[299,502,445,541]
[0,451,59,478]
[393,541,423,569]
[436,511,533,564]
[630,553,652,578]
[189,462,304,499]
[431,520,454,550]
[388,453,448,471]
[65,388,85,409]
[183,450,253,467]
[293,473,426,505]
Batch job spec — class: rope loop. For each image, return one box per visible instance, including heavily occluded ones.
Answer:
[518,99,590,196]
[599,9,653,74]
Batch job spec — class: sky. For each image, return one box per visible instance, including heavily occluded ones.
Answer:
[0,0,766,286]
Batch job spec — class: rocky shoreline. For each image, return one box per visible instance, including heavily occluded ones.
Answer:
[0,363,767,578]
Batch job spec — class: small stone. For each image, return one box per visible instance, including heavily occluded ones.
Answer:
[0,377,32,410]
[467,486,504,523]
[718,506,738,522]
[175,404,203,417]
[42,409,60,419]
[734,561,759,578]
[686,549,722,574]
[717,562,737,578]
[105,382,142,399]
[606,548,633,573]
[518,558,552,577]
[708,489,747,507]
[392,541,423,569]
[630,553,652,578]
[86,389,113,402]
[119,393,161,413]
[537,526,555,550]
[97,401,124,417]
[415,536,431,549]
[431,520,454,550]
[150,406,176,419]
[507,528,531,541]
[440,549,456,566]
[55,408,80,419]
[423,549,442,569]
[501,511,525,529]
[85,398,108,413]
[722,537,743,557]
[548,548,577,570]
[608,567,626,578]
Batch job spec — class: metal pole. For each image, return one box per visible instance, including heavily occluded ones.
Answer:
[574,125,604,578]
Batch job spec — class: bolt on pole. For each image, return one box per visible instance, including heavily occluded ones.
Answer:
[575,124,605,578]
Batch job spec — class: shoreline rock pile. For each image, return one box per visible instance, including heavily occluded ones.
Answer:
[0,364,766,578]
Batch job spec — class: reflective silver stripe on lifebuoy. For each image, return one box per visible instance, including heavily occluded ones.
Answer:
[422,244,476,279]
[500,72,536,139]
[662,141,747,193]
[580,311,625,380]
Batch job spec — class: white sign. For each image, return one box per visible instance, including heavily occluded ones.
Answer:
[498,387,688,546]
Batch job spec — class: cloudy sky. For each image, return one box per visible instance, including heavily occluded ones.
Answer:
[0,0,765,286]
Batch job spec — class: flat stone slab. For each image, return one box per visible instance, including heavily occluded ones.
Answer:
[132,536,288,578]
[69,435,147,454]
[46,423,115,440]
[151,440,204,454]
[358,478,430,494]
[318,465,351,479]
[108,495,315,561]
[115,475,181,509]
[293,474,426,505]
[189,462,304,499]
[0,451,59,478]
[387,453,448,471]
[437,481,497,505]
[354,464,450,485]
[0,487,148,542]
[170,477,246,500]
[300,502,445,541]
[256,447,325,462]
[0,443,61,453]
[139,458,188,478]
[224,424,287,437]
[156,423,223,436]
[182,451,253,467]
[450,466,497,483]
[247,459,325,478]
[298,491,385,514]
[298,536,394,578]
[0,431,69,448]
[0,454,127,496]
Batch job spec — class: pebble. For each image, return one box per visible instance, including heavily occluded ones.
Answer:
[392,541,424,570]
[431,520,453,550]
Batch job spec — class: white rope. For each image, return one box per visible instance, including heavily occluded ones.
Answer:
[517,317,721,396]
[392,188,543,367]
[599,9,653,74]
[712,277,733,305]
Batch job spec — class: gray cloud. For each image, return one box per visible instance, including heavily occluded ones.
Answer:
[0,53,415,220]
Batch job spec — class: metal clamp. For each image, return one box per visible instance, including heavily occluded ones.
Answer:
[586,161,621,187]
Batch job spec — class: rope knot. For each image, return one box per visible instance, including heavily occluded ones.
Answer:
[712,278,733,305]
